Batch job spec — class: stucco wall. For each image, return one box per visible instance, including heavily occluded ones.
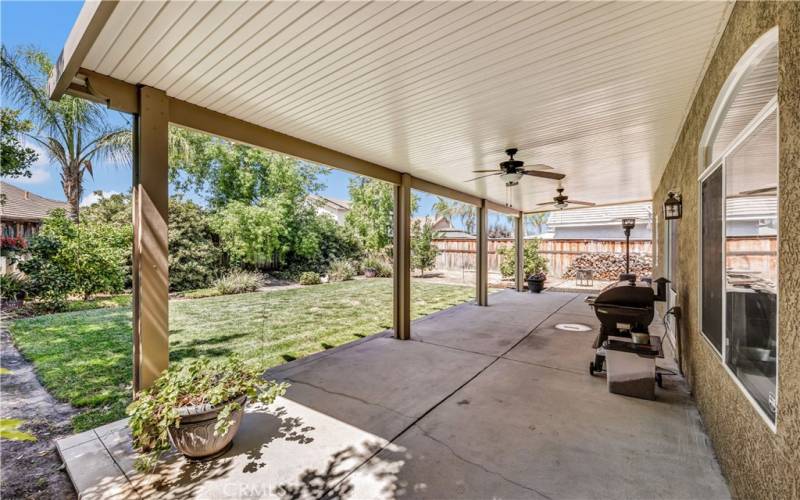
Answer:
[652,2,800,498]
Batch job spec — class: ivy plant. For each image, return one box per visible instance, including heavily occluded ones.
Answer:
[127,356,288,472]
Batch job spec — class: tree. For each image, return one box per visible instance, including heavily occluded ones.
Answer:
[167,127,326,208]
[411,220,440,277]
[525,212,549,236]
[210,200,290,268]
[488,222,513,238]
[345,178,418,253]
[1,47,130,221]
[432,196,456,225]
[20,209,131,307]
[168,197,223,291]
[497,238,549,279]
[82,193,225,292]
[0,108,37,179]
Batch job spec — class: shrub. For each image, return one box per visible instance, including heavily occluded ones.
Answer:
[19,210,130,310]
[361,254,392,278]
[214,270,265,295]
[328,258,355,282]
[497,239,549,279]
[298,272,321,285]
[0,273,27,300]
[168,198,223,292]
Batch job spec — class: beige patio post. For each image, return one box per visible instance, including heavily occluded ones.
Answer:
[515,211,525,292]
[476,200,488,306]
[132,86,169,391]
[393,173,412,340]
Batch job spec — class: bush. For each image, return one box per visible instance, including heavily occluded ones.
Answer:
[19,210,130,310]
[214,270,265,295]
[168,198,223,292]
[0,273,27,300]
[497,239,549,279]
[361,254,392,278]
[328,258,355,282]
[298,272,321,285]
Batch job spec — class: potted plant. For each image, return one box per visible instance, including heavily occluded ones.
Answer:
[127,356,288,472]
[527,272,547,293]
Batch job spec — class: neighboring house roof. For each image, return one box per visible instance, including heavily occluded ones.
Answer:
[726,196,776,221]
[435,228,474,239]
[309,194,351,211]
[546,202,653,228]
[0,182,68,221]
[413,216,451,231]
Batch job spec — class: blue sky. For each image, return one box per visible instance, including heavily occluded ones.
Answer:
[0,1,512,227]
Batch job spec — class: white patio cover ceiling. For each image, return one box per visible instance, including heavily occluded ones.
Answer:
[57,0,731,212]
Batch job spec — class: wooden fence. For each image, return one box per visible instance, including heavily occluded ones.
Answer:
[432,238,653,278]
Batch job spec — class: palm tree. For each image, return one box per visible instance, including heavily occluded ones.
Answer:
[525,212,549,236]
[432,196,456,225]
[1,47,130,222]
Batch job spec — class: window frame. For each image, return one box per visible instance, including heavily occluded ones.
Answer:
[698,98,779,432]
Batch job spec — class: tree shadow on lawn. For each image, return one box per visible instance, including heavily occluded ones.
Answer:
[169,332,252,362]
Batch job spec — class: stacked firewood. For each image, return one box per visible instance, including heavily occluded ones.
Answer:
[562,253,653,281]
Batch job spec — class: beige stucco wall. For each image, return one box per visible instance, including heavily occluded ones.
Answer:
[652,2,799,498]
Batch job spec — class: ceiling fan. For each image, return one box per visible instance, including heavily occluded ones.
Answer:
[537,187,595,210]
[466,148,565,186]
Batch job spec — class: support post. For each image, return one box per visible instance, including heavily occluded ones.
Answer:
[515,212,525,292]
[476,200,488,306]
[393,174,412,340]
[132,86,169,392]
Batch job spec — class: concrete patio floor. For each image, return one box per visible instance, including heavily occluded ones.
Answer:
[57,290,729,499]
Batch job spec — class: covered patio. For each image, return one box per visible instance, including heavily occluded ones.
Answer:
[58,290,728,499]
[42,0,800,497]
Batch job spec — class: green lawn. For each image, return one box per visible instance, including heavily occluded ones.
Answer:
[10,279,474,431]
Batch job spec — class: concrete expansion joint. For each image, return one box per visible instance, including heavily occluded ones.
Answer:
[413,424,552,499]
[284,378,414,420]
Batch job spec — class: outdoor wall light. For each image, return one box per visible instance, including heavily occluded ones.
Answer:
[663,192,683,220]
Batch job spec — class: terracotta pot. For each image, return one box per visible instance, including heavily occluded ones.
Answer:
[168,395,247,460]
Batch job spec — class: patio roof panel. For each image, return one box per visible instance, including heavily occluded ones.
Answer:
[51,0,733,212]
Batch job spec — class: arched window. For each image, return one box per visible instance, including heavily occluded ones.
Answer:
[698,27,778,428]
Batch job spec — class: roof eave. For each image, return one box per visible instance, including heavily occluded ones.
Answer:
[47,0,118,101]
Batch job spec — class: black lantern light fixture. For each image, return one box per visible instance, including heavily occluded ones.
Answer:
[664,192,682,220]
[621,218,636,275]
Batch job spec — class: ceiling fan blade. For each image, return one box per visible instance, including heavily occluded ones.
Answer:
[527,163,553,170]
[568,200,596,206]
[465,173,500,182]
[536,201,556,206]
[522,170,566,180]
[739,186,777,195]
[471,169,500,173]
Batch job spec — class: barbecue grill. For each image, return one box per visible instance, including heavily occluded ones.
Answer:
[586,277,668,375]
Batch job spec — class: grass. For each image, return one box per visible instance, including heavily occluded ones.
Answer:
[10,279,474,431]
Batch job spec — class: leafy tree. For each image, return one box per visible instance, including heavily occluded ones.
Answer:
[497,238,549,279]
[210,200,290,268]
[168,197,223,291]
[411,220,440,277]
[21,210,131,308]
[0,108,37,179]
[1,47,130,221]
[82,193,225,292]
[167,127,326,208]
[488,222,513,238]
[345,178,418,253]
